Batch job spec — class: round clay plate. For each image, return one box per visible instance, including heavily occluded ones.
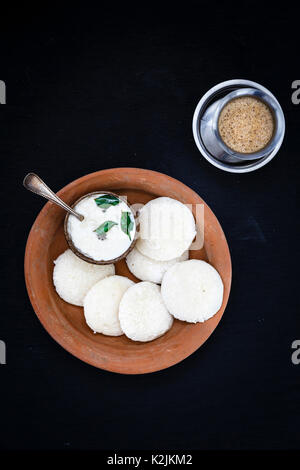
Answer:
[24,168,232,374]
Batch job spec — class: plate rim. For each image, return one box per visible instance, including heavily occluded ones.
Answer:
[24,168,232,374]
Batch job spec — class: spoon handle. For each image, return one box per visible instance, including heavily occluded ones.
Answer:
[23,173,84,221]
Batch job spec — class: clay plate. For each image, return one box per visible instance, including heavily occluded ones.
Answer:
[24,168,232,374]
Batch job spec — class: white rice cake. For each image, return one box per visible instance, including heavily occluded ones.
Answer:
[119,281,173,342]
[84,275,134,335]
[161,259,223,323]
[136,197,196,261]
[126,247,189,284]
[53,249,115,306]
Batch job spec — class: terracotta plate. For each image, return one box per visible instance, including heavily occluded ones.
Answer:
[24,168,232,374]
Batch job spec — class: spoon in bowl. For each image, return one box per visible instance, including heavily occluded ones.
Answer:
[23,173,84,221]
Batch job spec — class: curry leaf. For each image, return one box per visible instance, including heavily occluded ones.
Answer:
[94,220,118,239]
[94,194,120,209]
[121,211,134,240]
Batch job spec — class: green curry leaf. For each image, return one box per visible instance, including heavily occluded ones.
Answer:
[94,220,118,239]
[121,211,134,240]
[94,194,120,209]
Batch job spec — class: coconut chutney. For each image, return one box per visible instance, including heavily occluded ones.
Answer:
[67,193,135,262]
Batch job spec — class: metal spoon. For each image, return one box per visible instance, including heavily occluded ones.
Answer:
[23,173,84,221]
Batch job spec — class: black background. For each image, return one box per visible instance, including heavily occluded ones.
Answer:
[1,2,300,452]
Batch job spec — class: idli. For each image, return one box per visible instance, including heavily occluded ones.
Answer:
[119,281,173,342]
[161,259,223,323]
[53,249,115,306]
[126,247,189,284]
[136,197,196,261]
[84,275,134,335]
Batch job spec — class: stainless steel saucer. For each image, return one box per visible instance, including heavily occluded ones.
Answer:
[192,79,285,173]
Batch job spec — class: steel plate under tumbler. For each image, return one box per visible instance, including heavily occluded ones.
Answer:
[192,79,285,173]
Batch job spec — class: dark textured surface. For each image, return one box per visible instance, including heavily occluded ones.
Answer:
[0,3,299,451]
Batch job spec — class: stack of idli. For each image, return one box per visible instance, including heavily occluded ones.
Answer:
[53,250,134,337]
[52,196,224,343]
[126,196,223,324]
[126,197,195,283]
